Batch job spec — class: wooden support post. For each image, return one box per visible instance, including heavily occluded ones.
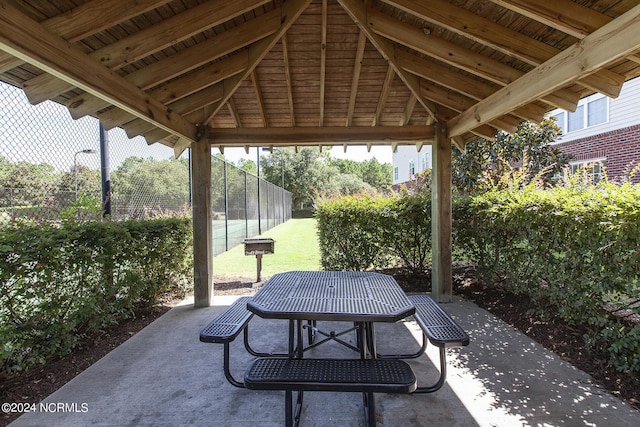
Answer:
[192,140,213,307]
[431,122,453,302]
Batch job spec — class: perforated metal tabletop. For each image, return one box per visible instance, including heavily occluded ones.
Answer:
[247,271,415,323]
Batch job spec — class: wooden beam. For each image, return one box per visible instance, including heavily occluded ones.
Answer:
[204,0,313,125]
[347,30,367,126]
[401,94,417,126]
[431,122,452,302]
[0,0,168,73]
[368,8,580,109]
[338,0,438,122]
[320,0,328,126]
[448,4,640,138]
[227,98,242,128]
[281,35,296,126]
[191,139,213,307]
[488,0,609,39]
[373,65,395,126]
[20,0,270,104]
[250,71,268,127]
[0,2,197,142]
[386,0,625,98]
[66,12,279,119]
[205,125,434,146]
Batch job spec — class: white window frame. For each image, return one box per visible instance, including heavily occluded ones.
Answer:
[569,157,607,182]
[553,93,609,135]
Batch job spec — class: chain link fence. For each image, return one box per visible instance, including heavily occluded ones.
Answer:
[0,81,290,253]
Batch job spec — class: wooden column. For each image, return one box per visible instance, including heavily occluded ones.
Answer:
[191,140,213,307]
[431,122,452,302]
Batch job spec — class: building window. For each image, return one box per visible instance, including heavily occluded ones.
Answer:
[421,151,431,171]
[409,160,415,176]
[394,167,398,181]
[587,97,607,126]
[551,94,609,135]
[570,158,606,182]
[567,105,584,132]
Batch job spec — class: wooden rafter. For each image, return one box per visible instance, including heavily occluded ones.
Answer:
[227,98,242,128]
[367,8,581,112]
[346,30,367,127]
[21,0,270,104]
[383,0,624,98]
[66,11,280,119]
[250,71,268,127]
[281,34,296,126]
[319,0,328,126]
[0,1,197,142]
[448,4,640,138]
[0,0,169,73]
[338,0,438,123]
[203,0,313,126]
[401,95,417,126]
[373,65,395,126]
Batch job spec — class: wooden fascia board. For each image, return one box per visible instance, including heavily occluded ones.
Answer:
[448,4,640,138]
[205,125,434,146]
[0,2,197,142]
[203,0,313,125]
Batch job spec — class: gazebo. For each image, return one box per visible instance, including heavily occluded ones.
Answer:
[2,0,640,307]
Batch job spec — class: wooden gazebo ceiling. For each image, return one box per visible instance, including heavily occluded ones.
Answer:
[2,0,640,155]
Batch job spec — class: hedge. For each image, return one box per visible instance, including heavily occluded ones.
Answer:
[0,216,192,374]
[316,185,640,375]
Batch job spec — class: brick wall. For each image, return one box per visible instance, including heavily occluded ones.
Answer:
[555,124,640,183]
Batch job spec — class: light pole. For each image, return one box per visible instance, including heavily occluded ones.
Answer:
[74,149,96,200]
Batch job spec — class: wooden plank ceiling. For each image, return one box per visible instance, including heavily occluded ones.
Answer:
[2,0,640,155]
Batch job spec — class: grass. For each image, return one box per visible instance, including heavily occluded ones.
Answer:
[212,218,321,279]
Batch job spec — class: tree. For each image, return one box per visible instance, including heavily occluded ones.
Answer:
[452,118,570,194]
[329,157,392,191]
[111,157,190,215]
[260,148,337,209]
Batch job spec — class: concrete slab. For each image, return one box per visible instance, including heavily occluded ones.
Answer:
[9,295,639,427]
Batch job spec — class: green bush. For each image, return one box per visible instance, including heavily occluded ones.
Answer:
[317,183,640,375]
[0,216,192,373]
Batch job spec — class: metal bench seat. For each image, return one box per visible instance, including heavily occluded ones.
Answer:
[245,357,416,427]
[407,294,469,393]
[200,297,286,387]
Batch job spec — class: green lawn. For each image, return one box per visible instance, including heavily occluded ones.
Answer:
[213,218,321,279]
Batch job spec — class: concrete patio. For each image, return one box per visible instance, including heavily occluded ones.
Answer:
[9,295,639,427]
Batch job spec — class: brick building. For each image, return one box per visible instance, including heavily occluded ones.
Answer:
[550,77,640,183]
